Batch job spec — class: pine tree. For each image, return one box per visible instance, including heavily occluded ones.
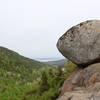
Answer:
[40,71,49,93]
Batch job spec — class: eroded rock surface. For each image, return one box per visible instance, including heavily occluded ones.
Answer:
[58,63,100,100]
[57,20,100,67]
[57,87,100,100]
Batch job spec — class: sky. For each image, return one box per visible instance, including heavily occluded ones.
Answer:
[0,0,100,59]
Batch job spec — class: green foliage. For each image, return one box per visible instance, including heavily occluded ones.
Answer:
[63,61,77,78]
[40,71,49,93]
[0,47,77,100]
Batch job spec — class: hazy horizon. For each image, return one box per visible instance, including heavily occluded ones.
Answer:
[0,0,100,59]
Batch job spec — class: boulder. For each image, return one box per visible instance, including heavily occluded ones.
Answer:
[57,20,100,67]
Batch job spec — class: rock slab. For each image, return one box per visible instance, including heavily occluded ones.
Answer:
[57,20,100,66]
[58,63,100,100]
[57,89,100,100]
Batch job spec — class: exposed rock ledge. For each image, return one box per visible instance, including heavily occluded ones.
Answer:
[57,85,100,100]
[57,63,100,100]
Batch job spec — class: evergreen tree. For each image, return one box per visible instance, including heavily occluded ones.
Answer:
[40,71,49,93]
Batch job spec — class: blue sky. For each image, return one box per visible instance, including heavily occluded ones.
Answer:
[0,0,100,59]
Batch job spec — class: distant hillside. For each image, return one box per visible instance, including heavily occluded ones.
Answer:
[0,47,76,100]
[0,47,55,99]
[0,46,49,70]
[45,59,68,67]
[0,46,53,85]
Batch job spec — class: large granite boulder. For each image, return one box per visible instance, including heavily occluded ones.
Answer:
[57,20,100,67]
